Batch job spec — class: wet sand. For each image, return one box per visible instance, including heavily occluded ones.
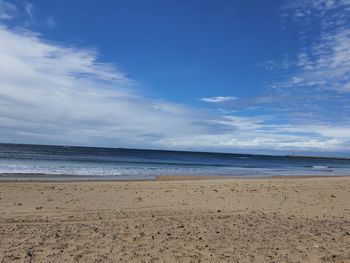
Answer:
[0,176,349,262]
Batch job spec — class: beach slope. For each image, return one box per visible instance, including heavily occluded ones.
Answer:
[0,177,349,262]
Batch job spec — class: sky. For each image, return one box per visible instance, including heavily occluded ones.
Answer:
[0,0,350,156]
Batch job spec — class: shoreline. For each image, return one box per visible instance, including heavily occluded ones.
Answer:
[0,173,348,183]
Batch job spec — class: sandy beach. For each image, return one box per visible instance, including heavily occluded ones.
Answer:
[0,176,349,262]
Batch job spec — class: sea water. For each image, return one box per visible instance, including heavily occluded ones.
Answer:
[0,143,350,180]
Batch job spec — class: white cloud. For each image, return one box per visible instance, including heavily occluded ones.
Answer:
[277,29,350,92]
[0,26,211,148]
[154,112,350,153]
[0,25,349,154]
[277,0,350,93]
[200,96,237,103]
[210,115,265,131]
[0,0,16,20]
[157,132,346,152]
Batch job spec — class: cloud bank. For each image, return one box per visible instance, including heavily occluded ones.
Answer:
[0,26,214,148]
[0,25,349,154]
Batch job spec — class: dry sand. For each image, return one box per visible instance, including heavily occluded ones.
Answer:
[0,176,349,262]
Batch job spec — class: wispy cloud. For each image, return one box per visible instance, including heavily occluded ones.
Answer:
[277,0,350,93]
[0,0,16,20]
[24,2,33,19]
[200,96,237,103]
[0,0,55,28]
[246,0,350,126]
[274,29,350,93]
[46,17,56,28]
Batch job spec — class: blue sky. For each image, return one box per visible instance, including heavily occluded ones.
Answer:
[0,0,350,156]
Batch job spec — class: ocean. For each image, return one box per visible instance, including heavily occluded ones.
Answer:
[0,143,349,180]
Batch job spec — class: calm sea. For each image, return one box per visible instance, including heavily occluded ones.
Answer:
[0,143,349,180]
